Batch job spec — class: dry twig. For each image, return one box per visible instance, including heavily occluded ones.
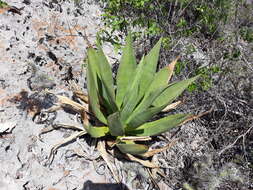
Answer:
[219,125,253,156]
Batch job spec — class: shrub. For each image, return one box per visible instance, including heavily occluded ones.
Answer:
[83,34,199,155]
[46,34,199,163]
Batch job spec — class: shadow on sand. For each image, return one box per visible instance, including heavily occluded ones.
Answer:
[82,180,130,190]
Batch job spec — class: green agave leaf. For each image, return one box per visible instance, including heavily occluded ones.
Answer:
[138,38,163,98]
[126,85,167,124]
[126,74,199,129]
[116,141,149,155]
[107,112,125,136]
[120,83,139,123]
[96,44,115,99]
[144,56,179,97]
[152,75,200,107]
[84,124,109,138]
[120,56,145,123]
[126,75,197,129]
[99,77,118,113]
[126,104,167,129]
[87,49,107,124]
[124,55,145,95]
[96,77,113,114]
[127,113,192,136]
[90,47,118,113]
[147,66,172,95]
[87,49,99,87]
[116,34,137,108]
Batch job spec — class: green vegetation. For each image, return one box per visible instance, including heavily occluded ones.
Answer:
[84,34,199,155]
[191,66,221,91]
[100,0,234,41]
[47,34,199,165]
[98,0,243,91]
[0,0,8,8]
[240,27,253,42]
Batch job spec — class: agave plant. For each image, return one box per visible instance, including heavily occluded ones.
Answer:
[81,34,199,156]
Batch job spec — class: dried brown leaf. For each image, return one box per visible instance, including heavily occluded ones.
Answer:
[72,88,89,104]
[119,136,152,141]
[180,107,213,125]
[147,168,160,190]
[167,56,180,82]
[40,123,84,136]
[47,130,87,165]
[80,110,89,126]
[57,95,88,113]
[97,140,120,183]
[141,139,178,158]
[69,81,88,104]
[106,140,116,148]
[161,100,182,112]
[125,153,159,168]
